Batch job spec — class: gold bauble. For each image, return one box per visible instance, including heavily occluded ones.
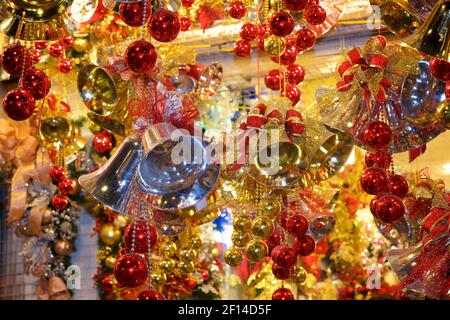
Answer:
[435,99,450,129]
[292,267,307,285]
[260,199,281,218]
[179,249,196,262]
[178,261,195,275]
[160,241,177,257]
[211,247,220,258]
[114,214,130,229]
[224,247,243,267]
[54,239,72,256]
[231,231,251,247]
[152,272,167,286]
[264,35,285,56]
[72,37,89,53]
[99,223,122,246]
[105,255,117,269]
[41,208,53,225]
[189,236,203,249]
[233,216,252,232]
[251,216,274,238]
[245,239,268,262]
[159,259,176,273]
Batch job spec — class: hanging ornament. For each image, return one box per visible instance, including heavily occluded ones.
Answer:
[21,68,51,100]
[149,9,181,43]
[119,1,150,27]
[49,166,66,183]
[60,36,74,47]
[49,43,65,58]
[271,245,297,268]
[286,214,308,236]
[269,11,295,37]
[286,64,305,85]
[370,194,405,224]
[3,88,36,121]
[138,290,166,300]
[1,44,32,75]
[31,49,40,64]
[264,35,285,56]
[281,84,301,105]
[234,39,252,57]
[272,262,292,280]
[180,17,192,31]
[114,253,148,288]
[92,131,115,155]
[58,59,73,73]
[435,100,450,129]
[295,28,316,52]
[58,178,75,195]
[35,41,48,50]
[304,4,327,25]
[283,0,308,12]
[245,239,268,262]
[123,220,157,253]
[51,195,69,210]
[271,46,298,65]
[294,234,315,256]
[272,287,294,300]
[228,1,246,19]
[362,121,392,150]
[364,150,391,169]
[182,0,195,7]
[292,266,307,285]
[124,40,157,74]
[240,23,258,41]
[264,69,285,90]
[429,57,450,81]
[100,223,123,246]
[224,247,244,266]
[54,239,72,256]
[232,231,251,247]
[360,167,389,195]
[388,174,409,198]
[252,216,274,238]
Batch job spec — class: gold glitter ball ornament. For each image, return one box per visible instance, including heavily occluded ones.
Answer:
[245,239,268,262]
[252,216,274,238]
[160,241,177,257]
[232,231,251,247]
[435,99,450,129]
[264,35,285,56]
[233,216,252,232]
[224,247,244,267]
[159,259,176,273]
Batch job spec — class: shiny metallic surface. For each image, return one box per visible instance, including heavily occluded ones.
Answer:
[408,0,438,20]
[170,73,197,94]
[40,117,71,144]
[376,0,421,37]
[197,62,223,100]
[78,135,143,213]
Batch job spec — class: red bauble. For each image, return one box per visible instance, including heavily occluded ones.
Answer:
[138,289,166,300]
[364,150,391,169]
[271,245,297,268]
[240,23,257,41]
[92,131,114,155]
[124,40,157,74]
[370,195,382,220]
[305,4,327,25]
[282,84,301,105]
[58,178,74,195]
[272,287,294,300]
[182,0,195,7]
[388,174,409,198]
[51,195,69,210]
[257,24,270,51]
[363,121,392,149]
[124,220,157,253]
[60,36,74,47]
[294,234,315,256]
[269,11,294,37]
[180,16,192,31]
[119,1,150,27]
[371,194,405,224]
[286,214,309,236]
[34,41,48,50]
[430,57,450,81]
[49,166,66,183]
[264,69,285,90]
[21,68,51,100]
[1,44,32,75]
[187,64,205,80]
[286,64,305,85]
[3,88,35,121]
[272,262,292,280]
[31,49,40,64]
[114,253,148,288]
[149,9,181,42]
[283,0,308,12]
[445,81,450,98]
[49,43,64,58]
[228,1,246,19]
[295,28,316,51]
[360,167,388,195]
[101,273,114,294]
[58,59,73,73]
[271,46,298,65]
[234,39,252,57]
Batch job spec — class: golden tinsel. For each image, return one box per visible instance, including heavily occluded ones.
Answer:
[157,44,197,76]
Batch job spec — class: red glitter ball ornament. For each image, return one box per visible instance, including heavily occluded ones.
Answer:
[138,290,166,300]
[149,9,181,42]
[286,64,305,85]
[58,59,73,73]
[371,194,405,224]
[271,46,298,65]
[119,1,150,27]
[272,262,292,280]
[1,44,32,75]
[21,68,51,100]
[294,234,315,256]
[49,166,66,183]
[234,39,252,57]
[124,220,157,253]
[363,121,392,150]
[182,0,195,7]
[180,16,192,31]
[283,0,308,12]
[272,287,294,300]
[445,81,450,98]
[269,11,295,37]
[282,84,301,105]
[60,36,74,47]
[92,131,114,155]
[51,195,69,210]
[34,41,48,50]
[295,28,316,51]
[49,43,64,58]
[101,273,114,294]
[388,174,409,198]
[360,167,388,195]
[228,1,246,19]
[271,245,297,268]
[430,57,450,81]
[240,23,258,41]
[124,40,157,74]
[114,253,148,288]
[58,178,74,195]
[364,150,391,169]
[304,4,327,25]
[286,214,309,236]
[265,69,285,90]
[31,49,40,64]
[3,88,35,121]
[187,64,205,80]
